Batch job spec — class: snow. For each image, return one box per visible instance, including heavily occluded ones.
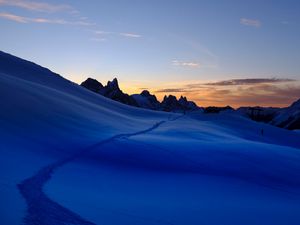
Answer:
[131,94,150,107]
[0,51,172,224]
[45,115,300,225]
[1,51,300,225]
[271,99,300,129]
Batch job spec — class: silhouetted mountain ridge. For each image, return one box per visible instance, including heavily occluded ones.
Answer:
[81,77,139,107]
[236,99,300,130]
[270,99,300,130]
[80,77,199,112]
[81,77,300,130]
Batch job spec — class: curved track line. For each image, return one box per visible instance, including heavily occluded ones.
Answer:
[18,115,182,225]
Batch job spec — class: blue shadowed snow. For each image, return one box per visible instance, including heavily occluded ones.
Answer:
[1,51,300,225]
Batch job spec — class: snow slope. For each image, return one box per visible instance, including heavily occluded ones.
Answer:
[271,99,300,130]
[1,51,300,225]
[0,51,172,225]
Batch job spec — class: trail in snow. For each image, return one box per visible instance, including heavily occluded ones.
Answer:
[18,116,181,225]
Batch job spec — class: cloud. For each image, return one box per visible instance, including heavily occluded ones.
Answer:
[0,12,93,25]
[0,0,77,13]
[95,30,112,35]
[31,17,68,24]
[204,78,295,86]
[119,32,142,38]
[281,21,290,25]
[152,78,300,107]
[90,37,106,42]
[91,30,142,41]
[0,12,27,22]
[240,18,261,27]
[155,88,188,93]
[172,60,200,68]
[209,84,300,107]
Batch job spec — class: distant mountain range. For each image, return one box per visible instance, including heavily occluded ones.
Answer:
[81,77,199,112]
[81,77,300,130]
[236,100,300,130]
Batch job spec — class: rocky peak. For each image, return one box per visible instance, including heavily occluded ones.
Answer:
[131,90,161,110]
[141,90,159,102]
[81,78,199,112]
[290,98,300,109]
[161,95,181,112]
[178,95,198,110]
[204,106,233,113]
[80,78,103,93]
[140,90,151,97]
[178,96,187,103]
[106,78,120,91]
[163,95,177,102]
[160,95,198,112]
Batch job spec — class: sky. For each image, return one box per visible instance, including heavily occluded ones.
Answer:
[0,0,300,107]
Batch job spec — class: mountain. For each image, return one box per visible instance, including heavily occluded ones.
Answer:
[236,106,282,123]
[131,90,161,110]
[160,95,198,112]
[81,77,199,112]
[81,77,139,107]
[204,106,233,113]
[178,96,199,111]
[235,100,300,130]
[1,50,300,225]
[271,98,300,130]
[81,77,103,93]
[98,78,139,106]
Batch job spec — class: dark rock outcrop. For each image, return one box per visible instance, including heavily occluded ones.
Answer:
[161,95,198,112]
[236,106,281,123]
[81,78,199,112]
[80,78,103,93]
[81,78,138,107]
[271,98,300,130]
[204,106,233,113]
[178,96,198,111]
[131,90,161,110]
[236,99,300,130]
[161,95,183,112]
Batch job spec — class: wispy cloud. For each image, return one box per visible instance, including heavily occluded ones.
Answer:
[281,21,290,25]
[92,30,142,41]
[0,0,95,26]
[240,18,261,28]
[155,88,188,93]
[119,32,141,38]
[204,84,300,107]
[90,37,106,42]
[0,12,27,22]
[95,30,112,35]
[0,12,93,25]
[204,78,294,86]
[153,78,299,107]
[172,60,200,68]
[0,0,77,13]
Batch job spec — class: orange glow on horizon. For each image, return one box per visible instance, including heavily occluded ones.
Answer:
[121,80,300,108]
[73,76,300,108]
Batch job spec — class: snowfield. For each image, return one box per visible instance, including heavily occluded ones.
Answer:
[1,51,300,225]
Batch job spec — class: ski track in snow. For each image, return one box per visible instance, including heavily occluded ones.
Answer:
[18,115,182,225]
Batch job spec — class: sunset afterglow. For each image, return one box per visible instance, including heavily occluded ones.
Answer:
[1,0,299,107]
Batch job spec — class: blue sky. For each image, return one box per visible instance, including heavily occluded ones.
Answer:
[0,0,300,107]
